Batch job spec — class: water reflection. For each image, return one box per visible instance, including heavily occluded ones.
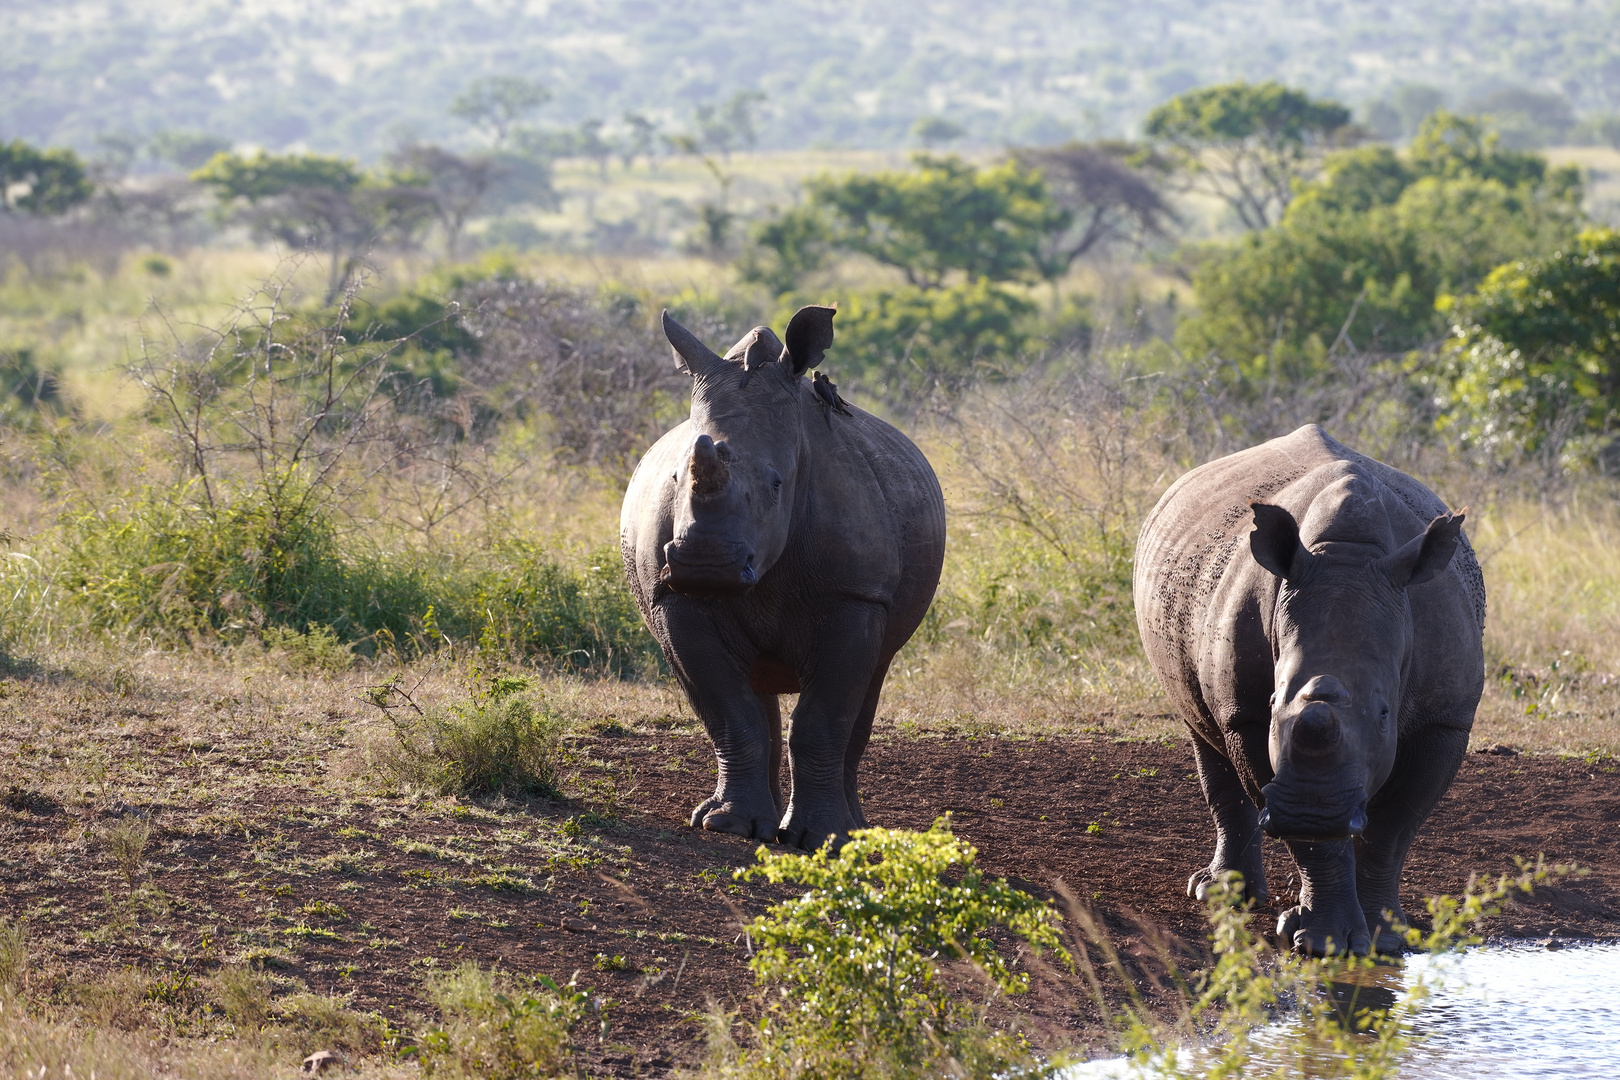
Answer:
[1065,942,1620,1079]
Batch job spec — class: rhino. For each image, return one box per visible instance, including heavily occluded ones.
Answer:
[620,306,946,849]
[1133,425,1485,955]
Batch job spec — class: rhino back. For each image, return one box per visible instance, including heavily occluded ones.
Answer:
[1134,424,1485,737]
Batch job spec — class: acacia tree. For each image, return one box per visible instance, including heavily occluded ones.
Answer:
[0,139,93,216]
[803,154,1065,288]
[193,151,432,301]
[1144,81,1355,229]
[1013,141,1176,282]
[387,144,499,260]
[450,76,550,148]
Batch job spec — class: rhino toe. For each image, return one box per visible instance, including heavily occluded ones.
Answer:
[1278,905,1372,956]
[1189,866,1268,904]
[690,798,779,840]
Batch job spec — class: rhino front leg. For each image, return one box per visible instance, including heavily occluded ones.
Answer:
[1278,837,1371,956]
[1187,733,1268,904]
[780,603,887,850]
[1357,724,1469,955]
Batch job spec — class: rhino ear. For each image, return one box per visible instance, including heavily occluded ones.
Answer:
[663,310,726,378]
[781,305,836,376]
[1249,502,1312,582]
[1378,509,1466,589]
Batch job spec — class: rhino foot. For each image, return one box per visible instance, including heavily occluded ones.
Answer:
[1364,906,1411,956]
[1188,866,1268,905]
[1278,904,1372,956]
[777,804,858,852]
[690,797,779,841]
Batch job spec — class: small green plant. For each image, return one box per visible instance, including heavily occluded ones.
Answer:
[374,675,566,798]
[727,817,1066,1077]
[413,962,603,1079]
[301,899,350,922]
[592,953,627,972]
[105,816,151,886]
[262,624,354,671]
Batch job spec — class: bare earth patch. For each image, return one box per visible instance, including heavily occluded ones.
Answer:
[0,655,1616,1075]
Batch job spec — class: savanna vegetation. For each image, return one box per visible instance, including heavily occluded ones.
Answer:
[3,63,1620,1076]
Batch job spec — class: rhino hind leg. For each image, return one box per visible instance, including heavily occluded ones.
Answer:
[1188,736,1269,904]
[1356,724,1471,955]
[1279,837,1372,956]
[840,660,891,831]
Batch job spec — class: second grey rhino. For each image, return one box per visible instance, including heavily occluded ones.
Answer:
[1133,425,1485,955]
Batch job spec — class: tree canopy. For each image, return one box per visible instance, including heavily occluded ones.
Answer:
[0,139,92,216]
[1175,111,1585,382]
[1144,81,1354,230]
[746,154,1064,294]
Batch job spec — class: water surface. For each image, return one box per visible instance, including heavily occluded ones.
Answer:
[1065,942,1620,1078]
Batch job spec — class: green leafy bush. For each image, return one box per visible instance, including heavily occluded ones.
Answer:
[726,819,1065,1077]
[43,480,656,671]
[1439,227,1620,469]
[414,962,599,1079]
[376,676,566,798]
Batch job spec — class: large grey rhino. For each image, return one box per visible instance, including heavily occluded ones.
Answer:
[620,306,946,849]
[1133,425,1485,955]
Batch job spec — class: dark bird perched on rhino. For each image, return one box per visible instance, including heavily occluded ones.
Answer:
[1133,425,1485,955]
[620,306,946,849]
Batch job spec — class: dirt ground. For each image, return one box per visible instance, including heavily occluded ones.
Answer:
[2,695,1617,1076]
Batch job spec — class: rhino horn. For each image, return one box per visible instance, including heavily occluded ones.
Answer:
[690,434,731,496]
[663,310,727,378]
[725,326,784,389]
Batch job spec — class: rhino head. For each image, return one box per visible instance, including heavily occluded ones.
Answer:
[1247,497,1467,842]
[657,305,836,597]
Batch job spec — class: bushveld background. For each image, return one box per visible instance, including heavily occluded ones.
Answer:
[4,37,1620,1076]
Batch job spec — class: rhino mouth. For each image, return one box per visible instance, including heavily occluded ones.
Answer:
[1259,787,1368,842]
[661,544,757,597]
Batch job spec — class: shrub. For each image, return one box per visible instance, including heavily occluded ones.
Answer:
[728,818,1065,1077]
[46,479,657,672]
[376,676,566,798]
[414,962,599,1079]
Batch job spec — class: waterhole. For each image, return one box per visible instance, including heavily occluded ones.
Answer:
[1068,942,1620,1078]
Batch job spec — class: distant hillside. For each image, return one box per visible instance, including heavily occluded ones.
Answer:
[4,0,1617,158]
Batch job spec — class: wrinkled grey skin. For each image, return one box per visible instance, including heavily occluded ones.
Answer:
[1133,425,1485,955]
[620,306,946,850]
